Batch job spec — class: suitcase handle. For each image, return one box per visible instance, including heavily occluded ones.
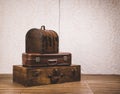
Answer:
[41,25,45,30]
[48,59,58,65]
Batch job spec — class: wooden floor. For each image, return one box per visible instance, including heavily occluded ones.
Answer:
[0,74,120,94]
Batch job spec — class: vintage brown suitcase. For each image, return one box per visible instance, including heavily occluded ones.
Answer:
[13,65,81,86]
[26,25,59,54]
[22,52,71,67]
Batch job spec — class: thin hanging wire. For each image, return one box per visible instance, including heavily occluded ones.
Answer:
[58,0,61,51]
[58,0,61,36]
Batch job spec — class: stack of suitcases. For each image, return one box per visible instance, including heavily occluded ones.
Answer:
[13,26,81,86]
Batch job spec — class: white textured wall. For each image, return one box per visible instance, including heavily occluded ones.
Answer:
[0,0,120,74]
[0,0,59,73]
[60,0,120,74]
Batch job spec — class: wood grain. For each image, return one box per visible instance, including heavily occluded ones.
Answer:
[0,74,120,94]
[83,75,120,94]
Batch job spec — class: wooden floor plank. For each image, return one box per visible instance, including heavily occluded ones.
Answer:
[84,75,120,94]
[0,74,93,94]
[1,74,120,94]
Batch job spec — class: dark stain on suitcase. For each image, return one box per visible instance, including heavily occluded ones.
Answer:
[48,69,61,84]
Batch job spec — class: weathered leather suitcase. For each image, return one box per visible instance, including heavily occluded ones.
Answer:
[22,52,71,67]
[13,65,81,86]
[26,25,59,54]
